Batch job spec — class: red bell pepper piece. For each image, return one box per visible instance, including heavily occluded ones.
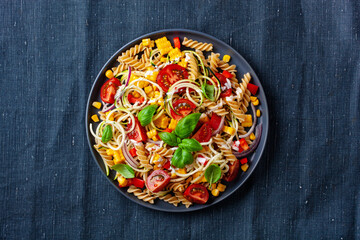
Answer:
[222,70,233,78]
[163,128,173,133]
[132,178,145,188]
[129,148,137,157]
[173,37,181,49]
[128,94,144,104]
[239,139,249,151]
[163,160,171,170]
[247,83,259,95]
[240,157,248,165]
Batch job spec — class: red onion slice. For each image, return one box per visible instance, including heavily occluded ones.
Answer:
[237,103,257,138]
[121,143,139,168]
[233,124,262,158]
[102,104,115,113]
[212,116,225,136]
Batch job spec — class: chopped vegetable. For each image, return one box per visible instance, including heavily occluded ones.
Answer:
[223,126,236,135]
[222,70,233,78]
[147,129,158,139]
[168,47,182,61]
[241,114,252,127]
[91,114,99,122]
[240,157,248,165]
[173,37,181,49]
[241,163,249,172]
[253,99,260,106]
[256,109,261,117]
[142,38,151,47]
[129,148,137,157]
[222,55,231,62]
[211,188,220,196]
[92,101,102,109]
[155,37,173,55]
[239,139,249,151]
[247,83,259,95]
[249,132,256,140]
[217,183,226,192]
[105,69,114,79]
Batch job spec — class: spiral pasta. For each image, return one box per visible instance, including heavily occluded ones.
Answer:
[90,35,262,208]
[182,37,213,51]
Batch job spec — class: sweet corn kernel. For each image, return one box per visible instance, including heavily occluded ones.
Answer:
[168,119,178,130]
[154,91,161,98]
[250,133,256,141]
[155,37,173,55]
[241,114,252,127]
[113,150,125,164]
[223,126,236,135]
[178,58,188,68]
[142,38,151,47]
[92,101,101,109]
[176,168,187,174]
[106,149,114,156]
[241,163,249,172]
[256,109,261,117]
[118,176,128,187]
[168,47,183,61]
[253,99,260,106]
[217,183,226,192]
[105,69,114,79]
[211,188,220,197]
[144,86,153,94]
[250,96,258,102]
[91,114,99,122]
[160,57,167,63]
[146,129,158,138]
[147,70,159,82]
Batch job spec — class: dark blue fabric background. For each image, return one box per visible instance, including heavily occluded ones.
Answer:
[1,0,359,239]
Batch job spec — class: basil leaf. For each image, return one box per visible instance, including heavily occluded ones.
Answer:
[204,164,221,185]
[178,139,203,152]
[101,125,113,143]
[174,113,201,139]
[171,148,194,168]
[201,83,215,101]
[158,132,178,146]
[177,137,182,145]
[112,164,135,178]
[138,104,159,126]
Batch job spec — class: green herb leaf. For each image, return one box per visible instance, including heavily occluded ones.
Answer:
[101,125,113,143]
[138,104,159,126]
[178,139,203,152]
[158,132,178,146]
[204,164,221,185]
[174,113,201,139]
[177,137,182,145]
[112,164,135,178]
[171,148,194,168]
[201,83,215,101]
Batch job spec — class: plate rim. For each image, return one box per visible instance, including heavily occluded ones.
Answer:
[85,28,269,212]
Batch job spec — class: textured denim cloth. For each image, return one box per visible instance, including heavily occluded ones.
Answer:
[0,0,359,239]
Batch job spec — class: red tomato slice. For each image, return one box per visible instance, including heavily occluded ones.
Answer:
[208,113,222,130]
[156,64,189,92]
[170,99,196,121]
[100,78,121,104]
[146,170,171,192]
[213,73,232,98]
[126,117,147,142]
[192,123,212,143]
[183,184,209,204]
[128,94,144,104]
[223,159,240,182]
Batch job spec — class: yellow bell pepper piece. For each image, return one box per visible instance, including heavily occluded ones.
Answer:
[113,150,125,164]
[92,101,102,109]
[241,114,252,127]
[168,119,178,130]
[91,114,99,122]
[223,126,236,135]
[106,149,114,156]
[250,133,256,140]
[160,57,167,63]
[118,176,128,187]
[142,38,151,47]
[176,168,187,174]
[217,183,226,192]
[241,163,249,172]
[146,129,157,138]
[211,188,220,197]
[222,55,231,63]
[144,86,153,95]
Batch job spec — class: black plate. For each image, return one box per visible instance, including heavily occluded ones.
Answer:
[85,29,269,212]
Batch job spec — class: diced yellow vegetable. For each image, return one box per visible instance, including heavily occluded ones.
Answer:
[105,69,114,79]
[168,48,183,61]
[217,183,226,192]
[147,129,158,138]
[145,67,159,82]
[178,58,188,68]
[154,115,170,129]
[129,74,139,83]
[153,154,161,162]
[253,99,260,106]
[157,98,164,106]
[171,172,177,178]
[92,101,101,109]
[106,149,114,156]
[222,55,231,63]
[144,86,153,94]
[211,183,217,189]
[250,133,256,141]
[118,176,128,187]
[152,135,159,141]
[256,109,261,117]
[241,163,249,172]
[160,57,167,63]
[113,150,125,164]
[148,91,154,98]
[250,96,258,102]
[91,114,99,122]
[223,126,236,135]
[132,91,141,98]
[241,114,252,127]
[142,38,151,47]
[154,91,161,98]
[155,37,173,55]
[176,168,187,174]
[211,189,220,197]
[105,111,114,121]
[168,119,178,130]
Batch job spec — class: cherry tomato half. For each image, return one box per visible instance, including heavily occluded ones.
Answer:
[192,123,212,143]
[183,184,209,204]
[146,170,171,192]
[126,116,147,142]
[212,73,232,98]
[128,93,144,104]
[157,64,189,92]
[100,78,121,104]
[223,159,240,182]
[170,99,196,121]
[208,113,222,130]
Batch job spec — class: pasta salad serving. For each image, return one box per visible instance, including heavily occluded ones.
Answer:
[89,36,263,208]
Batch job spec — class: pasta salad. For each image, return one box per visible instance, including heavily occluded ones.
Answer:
[89,36,263,207]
